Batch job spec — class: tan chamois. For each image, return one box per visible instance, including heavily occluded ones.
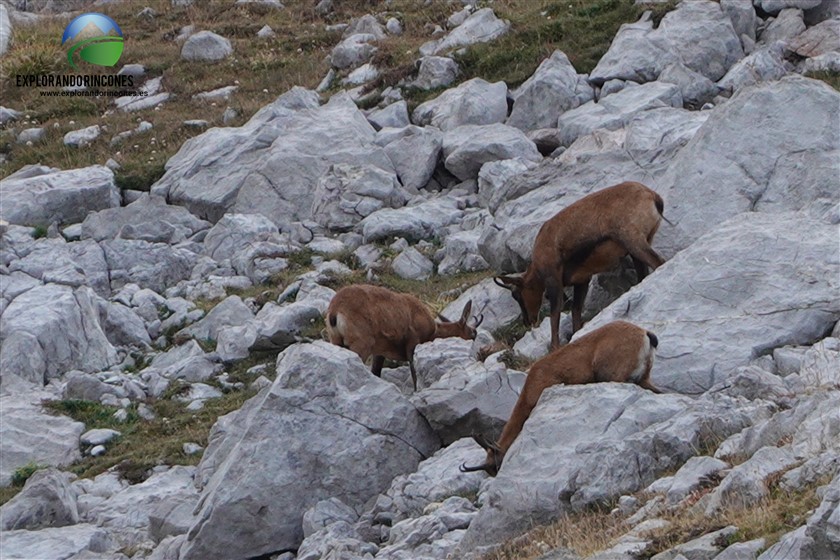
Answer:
[325,284,484,390]
[460,321,660,476]
[495,181,668,349]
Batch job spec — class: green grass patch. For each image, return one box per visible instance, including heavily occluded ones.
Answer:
[806,70,840,91]
[41,386,256,483]
[10,462,48,487]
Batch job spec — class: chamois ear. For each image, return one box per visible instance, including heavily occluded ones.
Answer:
[459,300,473,324]
[494,275,522,290]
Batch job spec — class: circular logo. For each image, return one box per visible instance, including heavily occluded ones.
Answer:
[62,13,124,69]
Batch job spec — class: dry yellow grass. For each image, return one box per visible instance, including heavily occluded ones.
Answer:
[484,471,825,560]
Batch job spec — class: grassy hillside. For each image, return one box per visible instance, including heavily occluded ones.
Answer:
[1,0,674,188]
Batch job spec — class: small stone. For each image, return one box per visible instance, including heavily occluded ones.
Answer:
[90,445,106,457]
[183,442,204,455]
[81,428,121,446]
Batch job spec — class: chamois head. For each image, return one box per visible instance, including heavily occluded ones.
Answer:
[434,300,484,340]
[494,274,542,328]
[459,434,503,476]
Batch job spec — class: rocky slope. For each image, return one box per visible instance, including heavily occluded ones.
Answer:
[0,1,839,560]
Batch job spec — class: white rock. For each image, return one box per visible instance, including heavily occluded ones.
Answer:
[343,62,379,86]
[413,56,459,90]
[443,123,542,181]
[413,78,507,131]
[63,125,100,147]
[0,524,116,559]
[0,467,78,530]
[181,31,233,61]
[81,428,121,447]
[382,125,442,190]
[331,33,377,69]
[420,8,510,56]
[508,51,594,131]
[759,8,805,44]
[367,101,409,131]
[392,246,434,280]
[179,342,440,559]
[0,395,84,486]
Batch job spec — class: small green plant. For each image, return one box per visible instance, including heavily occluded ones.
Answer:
[32,225,48,239]
[11,462,46,487]
[43,399,136,429]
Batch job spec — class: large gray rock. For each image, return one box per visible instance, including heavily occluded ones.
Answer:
[412,361,525,445]
[419,8,510,56]
[786,16,840,58]
[706,446,798,514]
[311,163,408,232]
[181,31,232,61]
[581,212,839,394]
[507,51,594,131]
[413,56,459,90]
[0,284,117,386]
[439,278,522,334]
[367,101,409,130]
[437,229,490,275]
[717,41,789,94]
[0,166,119,227]
[0,394,85,486]
[590,2,743,84]
[760,8,805,44]
[382,126,443,191]
[654,76,839,259]
[153,91,394,229]
[86,466,197,547]
[658,61,721,107]
[179,342,439,559]
[7,239,110,297]
[412,78,508,132]
[101,240,196,294]
[63,125,101,148]
[756,0,821,15]
[555,81,683,147]
[457,385,760,553]
[250,301,323,351]
[392,246,434,280]
[442,123,541,181]
[81,194,210,244]
[202,213,282,262]
[477,106,706,272]
[0,524,116,559]
[0,467,78,530]
[369,438,488,524]
[330,33,377,69]
[721,0,757,43]
[176,295,253,342]
[358,196,465,242]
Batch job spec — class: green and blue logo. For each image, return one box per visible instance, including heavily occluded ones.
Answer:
[62,13,124,69]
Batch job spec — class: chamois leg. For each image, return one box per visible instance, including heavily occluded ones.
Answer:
[617,233,665,271]
[406,343,418,391]
[639,377,661,394]
[545,277,564,350]
[631,257,649,282]
[571,282,590,334]
[371,355,385,377]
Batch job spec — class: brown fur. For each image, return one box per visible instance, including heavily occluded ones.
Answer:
[496,181,667,349]
[460,320,660,476]
[325,284,481,390]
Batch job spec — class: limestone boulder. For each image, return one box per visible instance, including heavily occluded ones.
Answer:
[590,2,743,84]
[507,51,594,131]
[412,78,508,132]
[81,194,210,244]
[0,284,117,386]
[311,163,408,232]
[0,166,119,227]
[457,385,762,553]
[419,8,509,56]
[0,394,85,486]
[582,212,839,394]
[442,123,541,181]
[178,342,439,559]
